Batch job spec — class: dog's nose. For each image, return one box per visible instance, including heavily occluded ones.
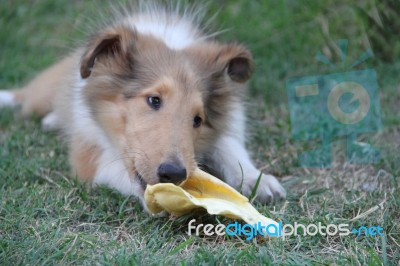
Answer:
[158,162,187,184]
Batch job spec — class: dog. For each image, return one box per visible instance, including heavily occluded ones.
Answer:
[0,3,285,211]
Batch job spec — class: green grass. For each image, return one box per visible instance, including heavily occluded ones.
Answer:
[1,0,399,265]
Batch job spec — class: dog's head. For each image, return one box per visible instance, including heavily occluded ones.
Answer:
[80,24,253,190]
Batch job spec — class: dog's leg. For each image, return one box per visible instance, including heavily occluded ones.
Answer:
[0,55,77,118]
[210,135,286,202]
[0,91,17,107]
[69,136,100,183]
[41,112,61,131]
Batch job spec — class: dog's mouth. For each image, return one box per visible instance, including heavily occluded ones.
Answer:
[137,174,147,190]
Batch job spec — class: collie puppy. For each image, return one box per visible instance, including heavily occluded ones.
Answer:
[0,3,285,210]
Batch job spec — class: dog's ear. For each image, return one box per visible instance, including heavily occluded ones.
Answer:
[217,44,254,83]
[80,25,137,79]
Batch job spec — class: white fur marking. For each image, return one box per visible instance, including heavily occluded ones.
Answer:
[126,15,201,49]
[0,91,16,107]
[72,73,141,197]
[226,103,246,144]
[72,74,109,146]
[41,112,60,131]
[209,102,286,201]
[93,143,142,197]
[212,135,286,201]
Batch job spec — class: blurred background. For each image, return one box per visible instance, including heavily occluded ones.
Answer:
[1,1,399,101]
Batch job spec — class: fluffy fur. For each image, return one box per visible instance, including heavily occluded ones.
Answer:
[0,3,285,210]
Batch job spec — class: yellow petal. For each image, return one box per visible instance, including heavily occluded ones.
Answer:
[144,168,278,229]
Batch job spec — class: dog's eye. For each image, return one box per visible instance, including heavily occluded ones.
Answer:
[193,116,202,128]
[147,96,161,110]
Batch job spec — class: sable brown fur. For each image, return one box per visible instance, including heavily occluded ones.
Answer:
[0,7,286,207]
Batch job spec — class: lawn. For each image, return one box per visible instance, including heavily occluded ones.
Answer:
[0,0,399,265]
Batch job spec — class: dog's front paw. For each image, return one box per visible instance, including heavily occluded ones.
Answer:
[242,174,286,203]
